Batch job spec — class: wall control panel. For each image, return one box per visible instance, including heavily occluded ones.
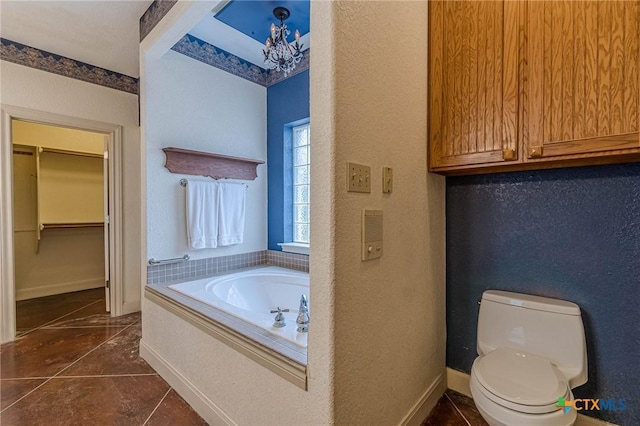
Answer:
[362,209,383,261]
[347,162,371,193]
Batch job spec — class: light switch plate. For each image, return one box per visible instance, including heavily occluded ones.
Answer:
[346,162,371,193]
[382,166,393,193]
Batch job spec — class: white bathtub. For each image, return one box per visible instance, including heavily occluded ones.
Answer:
[169,266,309,348]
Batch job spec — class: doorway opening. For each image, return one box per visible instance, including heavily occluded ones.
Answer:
[12,121,110,335]
[0,105,124,343]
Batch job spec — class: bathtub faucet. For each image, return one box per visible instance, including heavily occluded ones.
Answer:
[296,295,309,333]
[270,307,289,328]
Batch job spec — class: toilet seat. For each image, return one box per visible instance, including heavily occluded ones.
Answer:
[472,347,569,414]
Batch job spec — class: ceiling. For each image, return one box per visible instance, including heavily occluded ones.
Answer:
[216,1,309,44]
[0,1,309,77]
[0,0,152,77]
[188,0,310,68]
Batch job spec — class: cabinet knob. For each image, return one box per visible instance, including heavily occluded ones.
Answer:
[528,146,543,158]
[502,149,516,161]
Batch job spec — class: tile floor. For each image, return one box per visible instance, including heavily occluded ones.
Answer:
[422,390,489,426]
[2,289,487,426]
[0,288,207,426]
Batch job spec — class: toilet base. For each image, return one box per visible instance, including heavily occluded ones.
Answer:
[470,370,577,426]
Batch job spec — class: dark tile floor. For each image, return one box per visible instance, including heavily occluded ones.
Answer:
[0,289,207,426]
[422,390,489,426]
[3,289,487,425]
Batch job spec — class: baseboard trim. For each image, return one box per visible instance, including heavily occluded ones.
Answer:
[575,414,618,426]
[121,300,140,315]
[16,279,103,301]
[140,339,236,426]
[445,367,617,426]
[446,367,472,398]
[399,370,447,426]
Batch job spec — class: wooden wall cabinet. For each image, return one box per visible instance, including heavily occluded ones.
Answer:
[526,1,639,162]
[428,0,640,174]
[429,1,523,171]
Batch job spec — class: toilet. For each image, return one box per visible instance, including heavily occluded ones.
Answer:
[470,290,587,426]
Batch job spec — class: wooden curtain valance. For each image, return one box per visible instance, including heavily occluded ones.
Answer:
[163,147,265,180]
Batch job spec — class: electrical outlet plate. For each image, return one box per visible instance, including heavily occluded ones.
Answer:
[346,162,371,193]
[382,166,393,193]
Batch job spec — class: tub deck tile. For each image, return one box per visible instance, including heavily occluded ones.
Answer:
[148,267,309,366]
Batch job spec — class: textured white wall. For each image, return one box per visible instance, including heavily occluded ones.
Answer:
[0,60,142,312]
[141,1,443,424]
[311,1,446,423]
[145,50,267,261]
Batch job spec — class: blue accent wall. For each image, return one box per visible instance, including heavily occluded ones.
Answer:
[446,163,640,424]
[267,70,309,250]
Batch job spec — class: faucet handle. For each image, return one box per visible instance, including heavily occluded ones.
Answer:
[271,307,289,328]
[299,294,308,310]
[296,296,309,333]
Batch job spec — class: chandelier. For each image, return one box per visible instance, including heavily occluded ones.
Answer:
[263,7,303,76]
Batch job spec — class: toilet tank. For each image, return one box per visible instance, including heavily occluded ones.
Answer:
[477,290,587,388]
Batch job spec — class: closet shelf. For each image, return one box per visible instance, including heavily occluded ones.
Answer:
[163,147,265,181]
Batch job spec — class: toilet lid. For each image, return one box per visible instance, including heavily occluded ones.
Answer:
[474,347,568,411]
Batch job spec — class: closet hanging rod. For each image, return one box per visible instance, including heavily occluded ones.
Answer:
[39,147,103,159]
[40,222,104,230]
[179,178,248,189]
[148,254,190,265]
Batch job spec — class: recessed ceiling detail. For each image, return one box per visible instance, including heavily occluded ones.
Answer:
[188,0,309,69]
[172,34,266,86]
[214,1,309,44]
[171,34,309,88]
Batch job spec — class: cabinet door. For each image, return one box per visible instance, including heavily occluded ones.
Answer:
[429,1,521,171]
[527,1,640,160]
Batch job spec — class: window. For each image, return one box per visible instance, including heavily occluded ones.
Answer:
[292,123,310,244]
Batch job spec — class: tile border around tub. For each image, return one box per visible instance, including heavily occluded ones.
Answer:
[266,250,309,272]
[147,250,308,285]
